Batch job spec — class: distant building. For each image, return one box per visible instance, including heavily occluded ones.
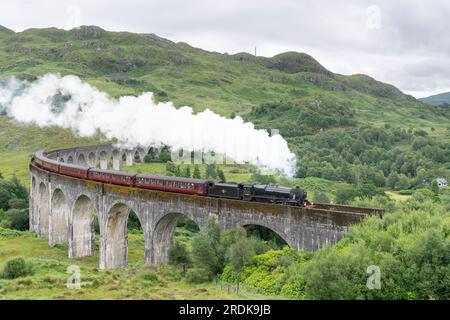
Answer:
[437,178,448,188]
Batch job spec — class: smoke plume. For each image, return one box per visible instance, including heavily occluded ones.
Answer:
[0,74,297,176]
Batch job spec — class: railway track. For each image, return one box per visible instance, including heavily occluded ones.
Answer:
[311,203,384,217]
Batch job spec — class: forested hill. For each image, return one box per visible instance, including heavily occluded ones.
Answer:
[0,25,449,189]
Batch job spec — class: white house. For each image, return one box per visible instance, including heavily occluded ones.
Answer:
[437,178,448,188]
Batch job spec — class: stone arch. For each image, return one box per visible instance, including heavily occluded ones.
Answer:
[77,153,87,166]
[59,158,65,162]
[38,182,49,237]
[50,188,69,246]
[238,221,292,248]
[67,155,74,164]
[88,152,96,167]
[152,212,201,264]
[69,195,96,258]
[102,203,143,269]
[134,148,145,163]
[243,224,289,248]
[99,151,108,169]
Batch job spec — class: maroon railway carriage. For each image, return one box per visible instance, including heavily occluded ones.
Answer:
[59,163,89,179]
[34,151,60,173]
[88,168,136,187]
[135,174,212,196]
[41,160,60,173]
[32,155,44,169]
[32,150,48,170]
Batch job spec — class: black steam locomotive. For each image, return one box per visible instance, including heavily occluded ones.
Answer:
[208,182,312,207]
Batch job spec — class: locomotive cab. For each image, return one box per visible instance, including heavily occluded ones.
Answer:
[290,186,307,204]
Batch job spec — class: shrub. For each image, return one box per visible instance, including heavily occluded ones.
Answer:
[335,186,358,204]
[191,217,221,275]
[168,240,190,272]
[0,227,35,238]
[185,267,212,284]
[8,198,28,210]
[5,209,29,231]
[2,257,30,279]
[312,191,330,203]
[302,201,450,300]
[351,195,396,213]
[398,190,414,195]
[140,271,159,282]
[280,264,306,299]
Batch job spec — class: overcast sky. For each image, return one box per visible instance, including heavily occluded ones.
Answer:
[1,0,449,98]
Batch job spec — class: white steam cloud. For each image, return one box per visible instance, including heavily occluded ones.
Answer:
[0,74,297,176]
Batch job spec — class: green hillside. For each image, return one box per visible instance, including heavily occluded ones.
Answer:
[0,25,444,120]
[420,92,450,106]
[0,25,449,189]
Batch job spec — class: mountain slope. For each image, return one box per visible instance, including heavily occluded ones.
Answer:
[0,25,14,35]
[0,26,433,113]
[420,92,450,106]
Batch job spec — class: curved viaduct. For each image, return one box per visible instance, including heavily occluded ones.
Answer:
[29,145,372,269]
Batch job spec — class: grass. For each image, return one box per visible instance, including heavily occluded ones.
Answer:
[0,116,105,187]
[0,230,281,300]
[0,151,31,186]
[0,117,104,153]
[385,191,412,202]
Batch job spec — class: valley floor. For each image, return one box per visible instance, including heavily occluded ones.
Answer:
[0,231,282,300]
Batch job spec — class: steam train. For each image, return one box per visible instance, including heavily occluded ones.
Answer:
[31,150,312,207]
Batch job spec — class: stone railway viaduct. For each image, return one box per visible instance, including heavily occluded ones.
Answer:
[29,145,375,269]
